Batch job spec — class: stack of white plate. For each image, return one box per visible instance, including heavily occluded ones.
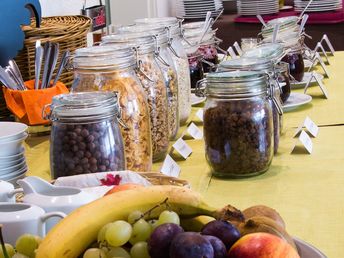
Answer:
[237,0,279,16]
[176,0,223,19]
[0,122,28,184]
[294,0,342,12]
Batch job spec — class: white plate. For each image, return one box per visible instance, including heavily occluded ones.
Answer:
[0,122,28,141]
[294,237,327,258]
[191,94,206,106]
[291,72,324,89]
[283,93,312,112]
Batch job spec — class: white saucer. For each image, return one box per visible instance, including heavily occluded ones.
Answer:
[191,93,206,106]
[283,93,312,112]
[294,237,327,258]
[291,72,324,89]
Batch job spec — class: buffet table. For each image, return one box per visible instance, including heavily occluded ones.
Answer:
[25,52,344,257]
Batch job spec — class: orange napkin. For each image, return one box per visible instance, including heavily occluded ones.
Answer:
[2,80,69,126]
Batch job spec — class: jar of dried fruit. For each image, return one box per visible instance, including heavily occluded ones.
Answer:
[117,25,180,140]
[46,92,125,179]
[218,57,284,155]
[135,18,192,125]
[101,34,169,161]
[71,46,152,172]
[200,71,274,178]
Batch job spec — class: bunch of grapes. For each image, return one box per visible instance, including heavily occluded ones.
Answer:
[83,209,241,258]
[0,234,42,258]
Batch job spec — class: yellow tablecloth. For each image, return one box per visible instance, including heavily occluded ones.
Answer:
[24,52,344,257]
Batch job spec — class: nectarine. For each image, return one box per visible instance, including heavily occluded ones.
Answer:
[228,233,300,258]
[104,183,144,196]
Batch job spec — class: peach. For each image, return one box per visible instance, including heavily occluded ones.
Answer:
[104,183,144,196]
[228,233,300,258]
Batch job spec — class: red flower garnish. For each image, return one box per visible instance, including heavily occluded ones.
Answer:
[100,174,122,186]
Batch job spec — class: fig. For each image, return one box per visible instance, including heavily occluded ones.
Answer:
[237,216,296,250]
[243,205,286,228]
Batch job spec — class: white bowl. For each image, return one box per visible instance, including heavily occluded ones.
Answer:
[0,148,25,161]
[0,134,28,156]
[0,156,25,169]
[0,132,27,144]
[0,122,28,141]
[0,160,27,176]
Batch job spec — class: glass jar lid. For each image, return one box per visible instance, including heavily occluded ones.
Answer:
[266,16,299,27]
[135,17,178,26]
[117,24,169,46]
[219,58,273,72]
[203,71,269,97]
[101,34,155,55]
[49,92,120,122]
[242,43,285,63]
[74,46,135,70]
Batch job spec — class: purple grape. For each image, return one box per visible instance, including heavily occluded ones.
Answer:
[147,223,184,258]
[201,220,240,250]
[203,235,228,258]
[169,232,214,258]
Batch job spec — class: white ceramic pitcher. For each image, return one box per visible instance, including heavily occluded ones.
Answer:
[17,176,98,231]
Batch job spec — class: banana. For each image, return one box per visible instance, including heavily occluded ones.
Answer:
[36,185,240,258]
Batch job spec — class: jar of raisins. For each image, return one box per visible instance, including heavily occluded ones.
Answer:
[71,46,152,172]
[199,71,274,178]
[218,57,283,154]
[45,92,125,179]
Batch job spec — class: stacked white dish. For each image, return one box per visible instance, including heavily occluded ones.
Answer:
[176,0,223,19]
[237,0,279,16]
[0,122,28,184]
[294,0,342,12]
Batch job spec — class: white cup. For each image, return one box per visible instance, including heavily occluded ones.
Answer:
[0,181,22,202]
[0,203,66,245]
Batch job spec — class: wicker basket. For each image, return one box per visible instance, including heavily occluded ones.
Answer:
[140,172,190,188]
[15,16,92,87]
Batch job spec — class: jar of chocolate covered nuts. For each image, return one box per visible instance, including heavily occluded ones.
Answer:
[45,92,125,179]
[200,71,274,178]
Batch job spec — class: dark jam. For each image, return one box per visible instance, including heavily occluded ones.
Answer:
[198,44,219,73]
[277,65,292,103]
[188,54,204,89]
[282,51,304,82]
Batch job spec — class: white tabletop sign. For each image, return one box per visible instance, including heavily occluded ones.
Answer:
[227,46,238,59]
[233,41,243,56]
[161,154,181,178]
[292,130,313,154]
[304,72,329,99]
[173,138,193,159]
[315,42,330,65]
[294,116,319,138]
[187,122,203,140]
[321,34,335,56]
[316,52,330,78]
[195,108,204,122]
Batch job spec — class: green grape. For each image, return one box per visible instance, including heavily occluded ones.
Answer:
[15,234,39,258]
[130,242,150,258]
[128,210,144,224]
[148,219,159,231]
[129,219,152,245]
[157,210,180,226]
[104,246,131,258]
[105,221,132,247]
[0,243,15,258]
[98,223,113,243]
[83,248,107,258]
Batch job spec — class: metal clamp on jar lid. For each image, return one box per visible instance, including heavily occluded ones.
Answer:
[197,71,269,98]
[73,46,136,70]
[43,92,121,123]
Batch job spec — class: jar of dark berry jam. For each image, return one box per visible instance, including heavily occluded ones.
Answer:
[187,50,205,90]
[199,71,274,178]
[275,62,291,103]
[45,92,126,179]
[281,43,304,82]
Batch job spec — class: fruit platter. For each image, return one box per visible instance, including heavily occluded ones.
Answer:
[0,185,326,258]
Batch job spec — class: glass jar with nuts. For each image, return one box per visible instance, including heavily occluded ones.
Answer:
[101,34,169,161]
[71,46,152,172]
[46,92,126,179]
[117,25,180,140]
[200,71,274,178]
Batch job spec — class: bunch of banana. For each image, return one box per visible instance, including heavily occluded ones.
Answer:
[36,185,243,258]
